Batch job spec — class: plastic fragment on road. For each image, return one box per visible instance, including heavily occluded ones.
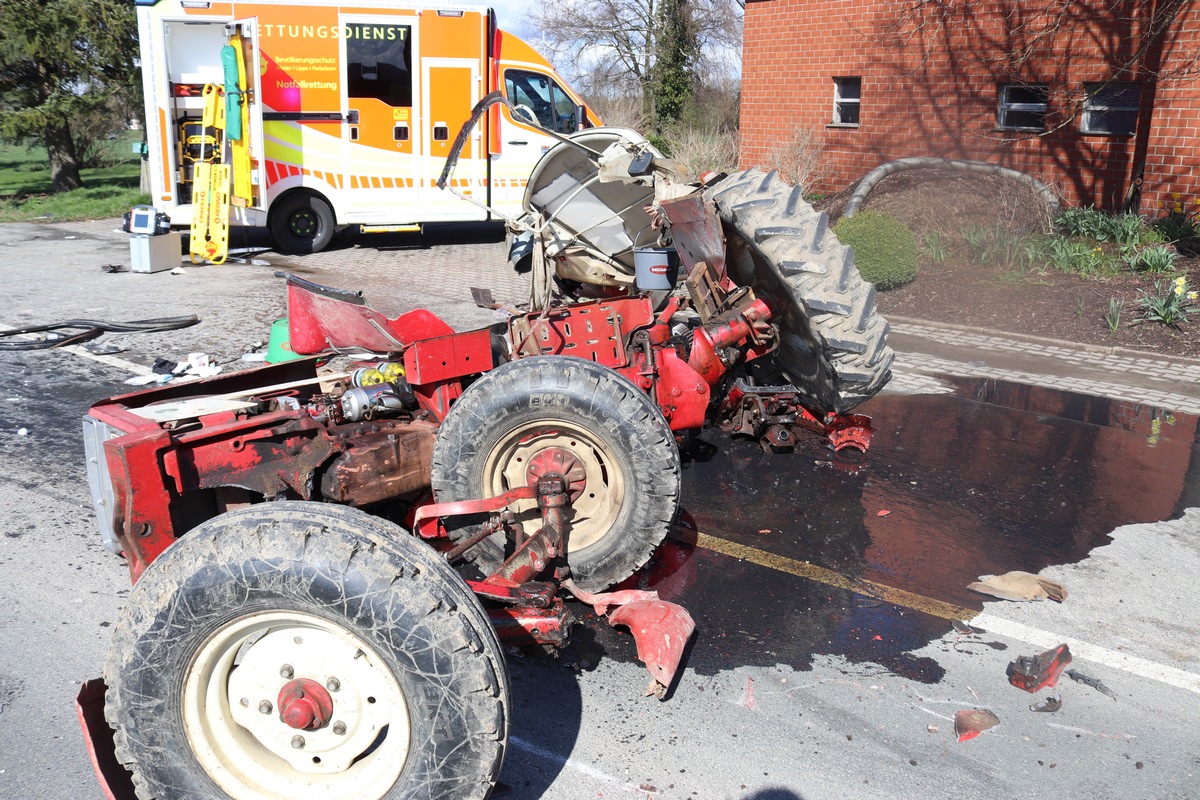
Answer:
[1008,643,1072,692]
[876,509,891,517]
[954,709,1000,742]
[1030,694,1062,712]
[968,571,1068,602]
[1066,668,1118,700]
[125,373,172,386]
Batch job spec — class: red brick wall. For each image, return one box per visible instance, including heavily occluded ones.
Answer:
[740,0,1200,214]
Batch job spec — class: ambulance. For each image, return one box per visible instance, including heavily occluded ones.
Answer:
[133,0,599,255]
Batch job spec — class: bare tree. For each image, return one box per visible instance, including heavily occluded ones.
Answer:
[531,0,742,131]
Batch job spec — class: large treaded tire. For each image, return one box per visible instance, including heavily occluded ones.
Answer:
[430,356,681,593]
[705,169,894,413]
[103,502,508,800]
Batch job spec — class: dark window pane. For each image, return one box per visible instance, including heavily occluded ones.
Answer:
[504,69,573,130]
[1004,109,1045,130]
[1093,84,1142,108]
[836,102,860,124]
[1006,85,1048,105]
[836,78,861,100]
[345,23,413,107]
[1087,109,1139,135]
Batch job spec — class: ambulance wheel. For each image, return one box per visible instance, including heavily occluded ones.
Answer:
[103,502,508,800]
[271,192,335,254]
[430,356,681,592]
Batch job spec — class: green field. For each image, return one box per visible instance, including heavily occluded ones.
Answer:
[0,134,150,223]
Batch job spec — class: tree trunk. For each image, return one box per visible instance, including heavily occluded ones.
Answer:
[45,121,83,193]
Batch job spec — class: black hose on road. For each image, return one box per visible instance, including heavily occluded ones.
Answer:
[0,316,200,351]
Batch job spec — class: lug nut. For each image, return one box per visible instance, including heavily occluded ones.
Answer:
[239,697,250,707]
[326,677,341,692]
[280,664,294,679]
[258,700,273,715]
[332,721,347,736]
[291,735,305,749]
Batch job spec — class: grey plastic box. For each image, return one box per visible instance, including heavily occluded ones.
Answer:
[130,231,182,273]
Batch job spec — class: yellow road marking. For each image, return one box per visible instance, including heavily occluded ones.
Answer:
[676,529,979,622]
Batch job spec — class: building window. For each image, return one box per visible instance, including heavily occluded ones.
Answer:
[832,77,861,126]
[998,84,1048,131]
[1082,83,1141,135]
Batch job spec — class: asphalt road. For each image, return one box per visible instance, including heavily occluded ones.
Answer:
[1,220,1198,800]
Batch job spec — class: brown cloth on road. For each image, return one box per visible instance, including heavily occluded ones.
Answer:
[967,571,1068,602]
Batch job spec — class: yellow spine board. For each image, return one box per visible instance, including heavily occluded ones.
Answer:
[231,31,253,207]
[189,84,231,264]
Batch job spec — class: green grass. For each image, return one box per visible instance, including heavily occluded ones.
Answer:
[0,136,149,222]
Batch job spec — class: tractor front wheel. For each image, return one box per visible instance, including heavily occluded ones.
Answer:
[103,502,508,800]
[431,356,681,593]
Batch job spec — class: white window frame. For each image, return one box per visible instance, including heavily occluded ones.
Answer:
[832,77,861,126]
[1081,82,1142,135]
[997,83,1048,131]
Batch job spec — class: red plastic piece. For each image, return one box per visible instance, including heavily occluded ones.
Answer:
[76,679,136,800]
[1007,644,1073,692]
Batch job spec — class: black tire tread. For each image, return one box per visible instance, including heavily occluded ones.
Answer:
[103,502,508,800]
[707,168,894,412]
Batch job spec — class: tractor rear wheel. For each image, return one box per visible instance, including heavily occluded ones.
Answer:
[430,356,681,592]
[103,502,508,800]
[705,169,894,413]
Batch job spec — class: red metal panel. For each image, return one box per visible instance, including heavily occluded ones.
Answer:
[402,328,494,385]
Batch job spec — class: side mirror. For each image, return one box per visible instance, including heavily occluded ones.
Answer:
[574,104,590,131]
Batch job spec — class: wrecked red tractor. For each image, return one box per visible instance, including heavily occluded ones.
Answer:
[78,123,892,799]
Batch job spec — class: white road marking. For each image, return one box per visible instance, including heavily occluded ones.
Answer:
[973,612,1200,695]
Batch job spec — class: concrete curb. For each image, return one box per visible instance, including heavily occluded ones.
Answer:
[887,314,1200,368]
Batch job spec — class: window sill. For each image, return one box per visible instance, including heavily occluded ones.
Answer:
[826,123,860,129]
[1079,130,1135,137]
[993,127,1045,134]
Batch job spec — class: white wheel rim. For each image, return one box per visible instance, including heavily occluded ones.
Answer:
[483,422,624,551]
[182,610,409,799]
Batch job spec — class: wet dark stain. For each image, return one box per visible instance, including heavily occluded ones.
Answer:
[579,379,1199,684]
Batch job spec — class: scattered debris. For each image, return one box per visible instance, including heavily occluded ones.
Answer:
[968,571,1067,602]
[876,509,891,517]
[170,267,186,275]
[952,619,984,635]
[100,263,127,273]
[152,357,179,375]
[927,724,939,734]
[16,428,28,436]
[82,342,125,355]
[1030,694,1062,712]
[1066,669,1118,700]
[954,709,1000,742]
[1008,644,1072,692]
[124,373,172,386]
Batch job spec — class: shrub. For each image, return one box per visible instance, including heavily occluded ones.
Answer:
[833,211,920,290]
[1124,244,1177,273]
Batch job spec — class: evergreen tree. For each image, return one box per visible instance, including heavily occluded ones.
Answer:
[0,0,139,191]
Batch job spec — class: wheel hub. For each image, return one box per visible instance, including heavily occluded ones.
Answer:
[526,446,587,501]
[278,678,334,731]
[185,613,409,789]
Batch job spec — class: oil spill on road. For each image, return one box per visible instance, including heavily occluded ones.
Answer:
[578,379,1200,682]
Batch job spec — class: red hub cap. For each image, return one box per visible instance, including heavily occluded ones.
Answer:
[277,678,334,731]
[526,447,587,501]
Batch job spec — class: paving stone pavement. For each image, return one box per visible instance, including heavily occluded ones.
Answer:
[14,218,1200,416]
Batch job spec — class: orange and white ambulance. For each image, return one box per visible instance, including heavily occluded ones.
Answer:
[134,0,599,254]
